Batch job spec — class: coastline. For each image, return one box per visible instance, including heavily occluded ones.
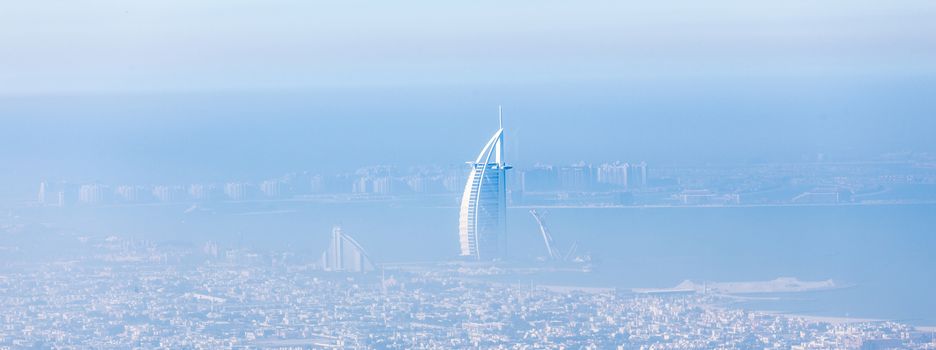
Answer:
[531,281,936,332]
[760,311,936,332]
[760,311,880,325]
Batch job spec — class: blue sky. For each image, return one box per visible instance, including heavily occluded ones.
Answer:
[1,1,935,198]
[2,0,935,94]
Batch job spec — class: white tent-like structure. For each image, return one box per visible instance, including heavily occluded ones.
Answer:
[458,108,511,260]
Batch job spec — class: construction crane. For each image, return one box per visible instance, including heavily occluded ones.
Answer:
[564,241,579,262]
[529,209,562,261]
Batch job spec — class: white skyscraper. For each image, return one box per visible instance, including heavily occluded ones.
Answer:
[321,226,375,273]
[597,162,629,188]
[458,108,511,260]
[78,184,105,204]
[38,182,47,204]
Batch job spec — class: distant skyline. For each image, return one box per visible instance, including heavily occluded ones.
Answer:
[5,2,936,347]
[3,81,934,189]
[2,1,936,200]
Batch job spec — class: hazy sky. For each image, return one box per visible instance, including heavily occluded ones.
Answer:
[2,0,935,94]
[2,1,936,199]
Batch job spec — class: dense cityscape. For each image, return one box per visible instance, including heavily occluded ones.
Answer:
[4,149,936,349]
[1,234,934,349]
[5,0,936,348]
[6,128,936,349]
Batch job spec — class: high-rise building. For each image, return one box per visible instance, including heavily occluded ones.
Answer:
[188,184,208,201]
[351,166,394,195]
[459,110,511,260]
[152,186,174,202]
[404,176,428,193]
[352,176,393,195]
[558,163,593,191]
[115,185,144,202]
[371,177,392,194]
[321,226,375,273]
[56,191,66,207]
[224,182,249,200]
[260,179,284,197]
[203,241,220,258]
[521,165,558,192]
[597,162,629,188]
[442,172,461,192]
[38,182,47,204]
[309,175,325,194]
[78,184,106,204]
[631,161,648,187]
[352,177,369,194]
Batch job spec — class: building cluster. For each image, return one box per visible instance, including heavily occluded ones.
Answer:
[0,236,933,349]
[321,226,375,273]
[34,166,466,207]
[521,161,648,192]
[31,152,936,208]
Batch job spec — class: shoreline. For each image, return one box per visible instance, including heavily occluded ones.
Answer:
[537,284,615,294]
[761,311,936,332]
[761,310,880,325]
[527,281,936,332]
[9,196,936,211]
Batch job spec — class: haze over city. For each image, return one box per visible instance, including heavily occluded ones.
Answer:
[2,1,936,349]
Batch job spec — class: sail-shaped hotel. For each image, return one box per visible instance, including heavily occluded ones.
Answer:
[458,108,511,260]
